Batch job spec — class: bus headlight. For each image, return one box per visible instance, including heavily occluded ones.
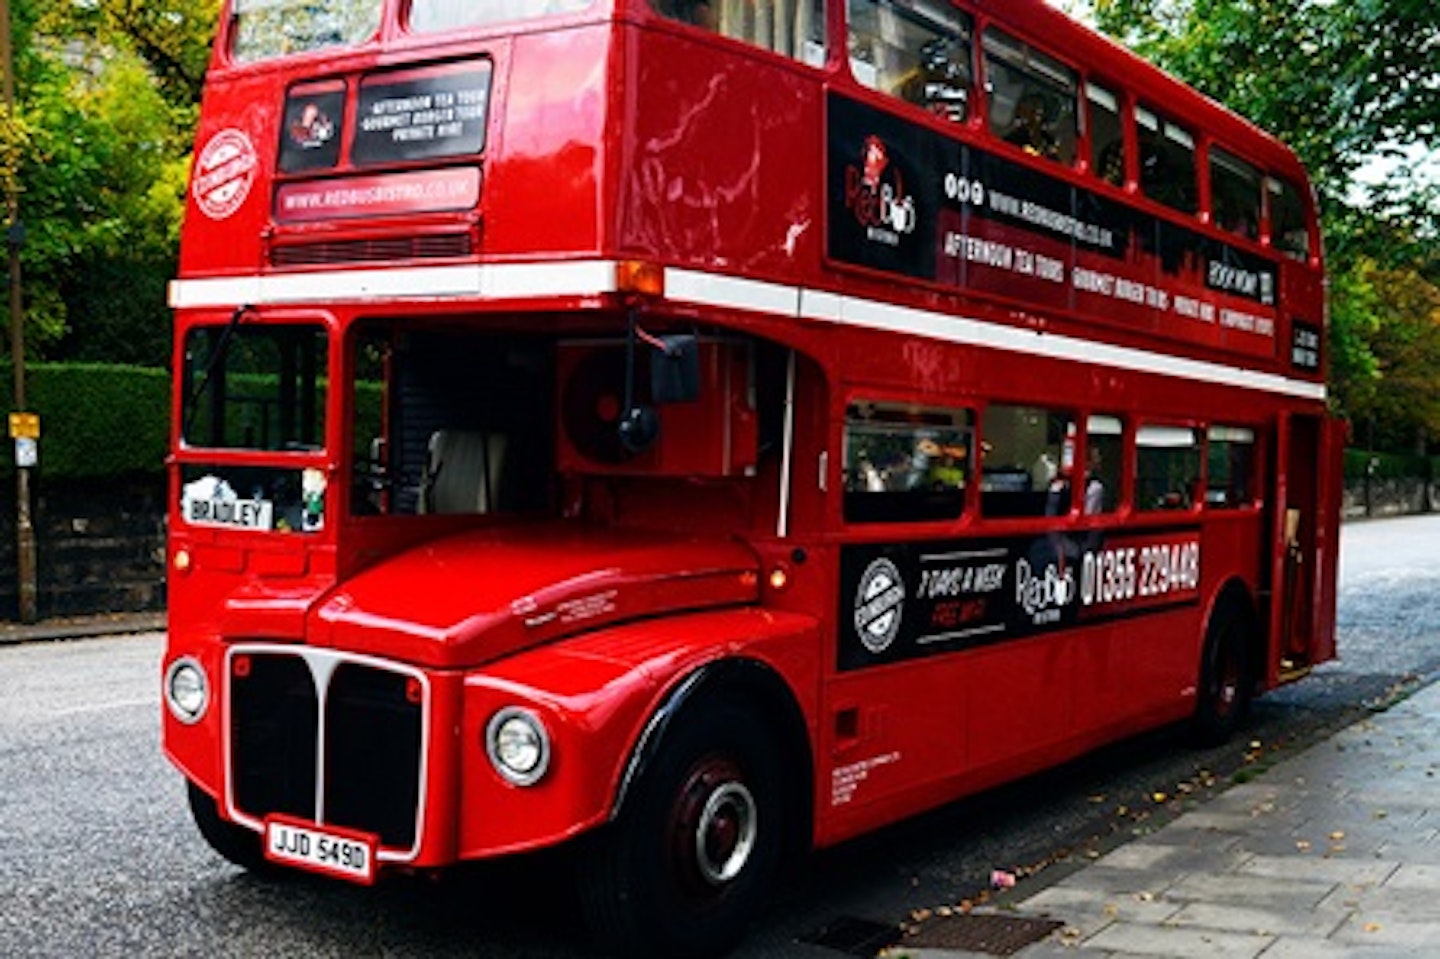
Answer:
[164,657,209,724]
[485,707,550,786]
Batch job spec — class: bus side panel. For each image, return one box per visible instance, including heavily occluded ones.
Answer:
[485,27,608,256]
[616,27,824,279]
[179,72,278,277]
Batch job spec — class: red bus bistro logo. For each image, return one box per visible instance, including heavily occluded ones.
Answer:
[844,135,917,247]
[193,128,258,221]
[288,101,336,151]
[854,557,905,653]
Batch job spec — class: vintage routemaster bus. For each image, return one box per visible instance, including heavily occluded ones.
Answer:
[162,0,1341,954]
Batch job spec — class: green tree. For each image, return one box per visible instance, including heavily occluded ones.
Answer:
[1350,264,1440,452]
[5,0,217,366]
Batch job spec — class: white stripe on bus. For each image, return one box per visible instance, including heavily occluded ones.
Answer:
[169,261,1325,401]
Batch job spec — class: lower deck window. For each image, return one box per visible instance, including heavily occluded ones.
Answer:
[1137,424,1200,510]
[1084,414,1123,515]
[1206,425,1256,507]
[844,401,972,523]
[980,404,1075,517]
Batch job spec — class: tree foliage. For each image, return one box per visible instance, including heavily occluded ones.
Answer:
[1092,0,1440,449]
[7,0,217,366]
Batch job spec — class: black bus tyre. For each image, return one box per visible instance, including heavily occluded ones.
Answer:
[578,699,784,958]
[1189,599,1254,747]
[186,780,273,874]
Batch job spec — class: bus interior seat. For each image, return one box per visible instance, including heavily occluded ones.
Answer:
[420,429,507,514]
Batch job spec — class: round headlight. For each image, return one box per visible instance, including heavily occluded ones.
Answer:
[485,707,550,786]
[164,657,209,724]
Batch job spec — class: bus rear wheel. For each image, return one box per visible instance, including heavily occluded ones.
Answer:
[186,780,271,874]
[578,699,783,958]
[1189,599,1254,747]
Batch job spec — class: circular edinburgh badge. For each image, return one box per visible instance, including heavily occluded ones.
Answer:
[192,128,258,221]
[854,557,905,654]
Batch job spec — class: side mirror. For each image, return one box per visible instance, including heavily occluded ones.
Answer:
[650,334,699,405]
[618,405,661,454]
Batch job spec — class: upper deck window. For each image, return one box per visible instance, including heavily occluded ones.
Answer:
[1087,82,1124,186]
[847,0,972,121]
[1137,105,1197,214]
[1268,176,1311,261]
[411,0,591,32]
[1210,147,1260,240]
[231,0,381,63]
[650,0,825,65]
[983,29,1077,165]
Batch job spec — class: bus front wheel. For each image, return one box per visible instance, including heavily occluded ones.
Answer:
[578,698,783,958]
[186,780,272,874]
[1189,598,1254,747]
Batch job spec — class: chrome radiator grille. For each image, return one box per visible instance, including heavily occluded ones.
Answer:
[227,648,425,854]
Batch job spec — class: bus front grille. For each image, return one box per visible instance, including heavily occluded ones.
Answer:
[229,649,424,852]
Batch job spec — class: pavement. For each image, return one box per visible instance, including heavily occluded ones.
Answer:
[895,677,1440,958]
[0,611,165,645]
[6,613,1440,956]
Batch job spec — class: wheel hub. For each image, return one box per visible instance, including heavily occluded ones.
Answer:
[669,758,759,891]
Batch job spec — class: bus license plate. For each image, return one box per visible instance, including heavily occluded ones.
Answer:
[264,817,377,884]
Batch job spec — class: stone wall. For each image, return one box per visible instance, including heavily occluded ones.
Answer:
[1343,477,1439,520]
[0,475,167,620]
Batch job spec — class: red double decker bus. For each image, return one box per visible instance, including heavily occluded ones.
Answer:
[162,0,1341,953]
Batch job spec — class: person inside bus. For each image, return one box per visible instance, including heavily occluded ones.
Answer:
[675,0,717,29]
[1083,446,1106,515]
[1005,91,1060,159]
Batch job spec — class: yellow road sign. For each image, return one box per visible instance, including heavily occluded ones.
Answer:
[7,412,38,439]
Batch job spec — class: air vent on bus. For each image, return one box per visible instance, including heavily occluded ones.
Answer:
[270,233,472,266]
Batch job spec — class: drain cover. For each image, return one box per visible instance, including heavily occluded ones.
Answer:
[901,913,1064,956]
[799,916,902,956]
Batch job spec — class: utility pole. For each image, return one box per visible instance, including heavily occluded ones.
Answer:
[0,0,36,623]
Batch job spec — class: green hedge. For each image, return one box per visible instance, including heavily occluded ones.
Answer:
[1344,448,1439,482]
[1,363,170,479]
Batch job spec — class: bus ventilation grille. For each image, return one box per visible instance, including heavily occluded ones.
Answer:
[230,650,423,851]
[270,233,471,266]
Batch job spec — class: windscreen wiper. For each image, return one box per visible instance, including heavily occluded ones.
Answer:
[182,304,253,436]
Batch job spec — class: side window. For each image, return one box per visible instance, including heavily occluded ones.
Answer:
[1083,414,1123,515]
[1211,147,1261,240]
[1137,425,1200,511]
[654,0,826,65]
[1268,176,1311,261]
[1088,82,1124,186]
[1206,426,1256,508]
[846,0,973,121]
[980,404,1075,517]
[984,28,1078,165]
[843,401,972,523]
[1137,105,1197,214]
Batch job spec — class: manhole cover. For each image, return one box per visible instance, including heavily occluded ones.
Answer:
[900,913,1064,956]
[799,916,902,956]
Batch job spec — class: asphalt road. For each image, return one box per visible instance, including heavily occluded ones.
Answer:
[2,514,1438,958]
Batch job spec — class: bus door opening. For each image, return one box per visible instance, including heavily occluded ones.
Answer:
[1277,413,1321,676]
